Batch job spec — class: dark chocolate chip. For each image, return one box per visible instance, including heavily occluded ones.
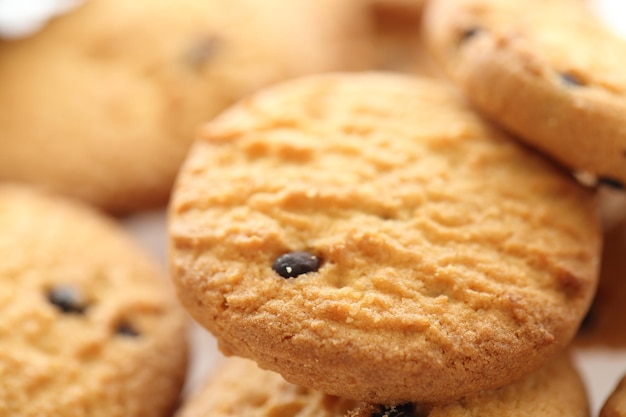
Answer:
[598,176,624,190]
[272,251,320,279]
[372,403,416,417]
[47,286,88,314]
[559,72,586,87]
[459,27,483,43]
[116,322,140,338]
[185,35,220,71]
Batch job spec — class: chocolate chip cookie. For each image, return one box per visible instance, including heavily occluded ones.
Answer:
[0,0,375,213]
[422,0,626,189]
[0,184,188,416]
[169,72,600,404]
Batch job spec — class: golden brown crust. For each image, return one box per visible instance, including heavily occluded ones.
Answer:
[176,354,589,417]
[169,72,601,404]
[0,0,375,213]
[422,0,626,188]
[0,184,188,417]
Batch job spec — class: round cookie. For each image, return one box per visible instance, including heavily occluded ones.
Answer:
[175,354,589,417]
[0,0,375,214]
[0,184,188,417]
[601,374,626,417]
[169,73,601,404]
[422,0,626,189]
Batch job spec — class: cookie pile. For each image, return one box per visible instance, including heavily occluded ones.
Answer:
[168,0,626,415]
[1,0,626,415]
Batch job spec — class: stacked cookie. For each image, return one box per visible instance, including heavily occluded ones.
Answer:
[0,1,386,415]
[2,0,625,414]
[0,184,188,416]
[0,0,376,213]
[168,70,601,414]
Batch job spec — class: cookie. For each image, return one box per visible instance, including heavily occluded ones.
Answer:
[175,354,588,417]
[169,72,600,404]
[0,0,375,213]
[0,184,188,416]
[422,0,626,189]
[576,190,626,347]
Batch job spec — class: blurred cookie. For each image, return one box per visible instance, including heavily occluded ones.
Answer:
[368,0,442,77]
[422,0,626,188]
[601,374,626,417]
[576,191,626,347]
[169,72,600,404]
[176,354,588,417]
[0,184,188,416]
[0,0,375,213]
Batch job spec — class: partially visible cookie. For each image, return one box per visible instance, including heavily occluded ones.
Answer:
[422,0,626,188]
[576,191,626,347]
[601,375,626,417]
[176,354,589,417]
[169,72,600,404]
[0,184,188,417]
[0,0,375,213]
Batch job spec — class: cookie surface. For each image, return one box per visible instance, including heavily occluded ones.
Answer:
[0,0,374,213]
[169,72,600,404]
[0,184,188,417]
[422,0,626,188]
[176,354,588,417]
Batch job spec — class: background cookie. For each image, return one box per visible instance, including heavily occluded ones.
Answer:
[576,190,626,347]
[0,184,188,416]
[176,354,588,417]
[169,72,600,404]
[601,374,626,417]
[0,0,375,213]
[422,0,626,188]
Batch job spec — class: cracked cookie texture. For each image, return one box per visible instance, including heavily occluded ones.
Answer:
[422,0,626,188]
[169,72,600,404]
[0,184,188,417]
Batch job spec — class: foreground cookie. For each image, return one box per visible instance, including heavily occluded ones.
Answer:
[0,184,188,416]
[422,0,626,188]
[601,375,626,417]
[0,0,374,213]
[169,73,600,404]
[176,354,588,417]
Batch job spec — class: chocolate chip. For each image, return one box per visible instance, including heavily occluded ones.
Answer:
[272,251,320,279]
[598,176,624,190]
[185,35,220,71]
[559,72,586,87]
[47,286,88,314]
[372,403,416,417]
[116,322,140,338]
[459,27,483,43]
